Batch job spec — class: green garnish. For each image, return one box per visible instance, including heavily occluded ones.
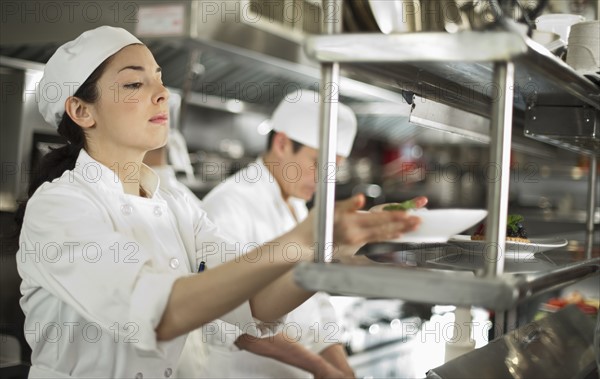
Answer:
[383,200,417,211]
[507,214,524,233]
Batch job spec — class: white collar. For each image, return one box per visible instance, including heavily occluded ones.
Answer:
[74,149,160,197]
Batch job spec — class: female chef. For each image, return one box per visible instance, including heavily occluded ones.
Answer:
[15,26,421,378]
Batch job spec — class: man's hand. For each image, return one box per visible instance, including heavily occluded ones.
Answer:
[235,333,355,378]
[317,344,356,379]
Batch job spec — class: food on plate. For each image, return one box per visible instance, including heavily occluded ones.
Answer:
[382,199,417,211]
[471,214,530,243]
[537,291,599,318]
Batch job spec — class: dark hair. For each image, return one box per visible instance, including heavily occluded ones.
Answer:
[266,131,303,153]
[15,59,110,228]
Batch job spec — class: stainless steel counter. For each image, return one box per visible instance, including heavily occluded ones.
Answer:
[426,305,598,379]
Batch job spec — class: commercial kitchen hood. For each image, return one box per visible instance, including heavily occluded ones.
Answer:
[0,0,416,140]
[0,0,560,151]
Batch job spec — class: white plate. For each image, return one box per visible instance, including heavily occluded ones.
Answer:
[447,235,568,256]
[374,209,488,244]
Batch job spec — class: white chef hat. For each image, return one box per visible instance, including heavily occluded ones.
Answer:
[271,89,358,157]
[38,26,142,128]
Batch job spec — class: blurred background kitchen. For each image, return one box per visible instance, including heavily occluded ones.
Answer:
[1,0,599,378]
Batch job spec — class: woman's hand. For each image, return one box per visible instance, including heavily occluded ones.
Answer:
[332,194,422,247]
[295,194,425,261]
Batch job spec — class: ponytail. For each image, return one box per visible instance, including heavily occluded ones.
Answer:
[15,58,110,228]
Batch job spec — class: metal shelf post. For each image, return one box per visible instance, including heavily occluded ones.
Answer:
[315,0,342,263]
[482,62,515,278]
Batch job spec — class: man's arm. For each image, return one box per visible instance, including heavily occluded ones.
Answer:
[235,333,351,378]
[319,344,355,378]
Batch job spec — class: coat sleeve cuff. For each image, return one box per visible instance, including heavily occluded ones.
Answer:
[201,301,286,352]
[129,271,179,356]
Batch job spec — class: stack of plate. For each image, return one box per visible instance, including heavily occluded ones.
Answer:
[566,21,600,84]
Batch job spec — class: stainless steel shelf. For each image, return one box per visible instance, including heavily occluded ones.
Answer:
[293,257,600,311]
[305,32,600,109]
[305,31,528,63]
[305,31,600,154]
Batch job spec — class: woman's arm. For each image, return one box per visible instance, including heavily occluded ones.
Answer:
[156,226,311,340]
[249,195,421,322]
[157,195,420,340]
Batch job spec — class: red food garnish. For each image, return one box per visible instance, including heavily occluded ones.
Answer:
[473,223,486,236]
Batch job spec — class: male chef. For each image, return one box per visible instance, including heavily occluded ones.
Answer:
[198,89,357,378]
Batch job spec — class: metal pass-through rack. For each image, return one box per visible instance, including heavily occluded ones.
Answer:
[294,0,599,328]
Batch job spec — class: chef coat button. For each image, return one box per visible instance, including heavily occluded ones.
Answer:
[169,258,180,269]
[153,206,163,216]
[164,368,172,377]
[120,204,133,215]
[135,373,143,379]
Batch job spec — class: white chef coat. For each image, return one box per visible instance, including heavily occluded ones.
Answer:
[190,158,343,378]
[151,166,203,211]
[17,150,281,379]
[149,166,209,378]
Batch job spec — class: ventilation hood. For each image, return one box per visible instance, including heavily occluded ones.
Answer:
[0,0,558,151]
